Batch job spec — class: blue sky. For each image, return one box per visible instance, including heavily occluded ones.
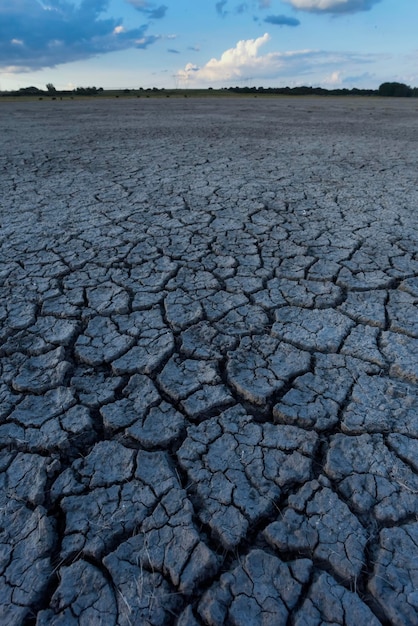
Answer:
[1,0,417,91]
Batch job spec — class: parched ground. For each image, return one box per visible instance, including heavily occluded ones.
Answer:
[1,95,418,625]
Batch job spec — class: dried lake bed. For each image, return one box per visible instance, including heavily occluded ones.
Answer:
[1,96,418,624]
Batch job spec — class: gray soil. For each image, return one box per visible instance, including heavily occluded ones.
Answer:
[1,95,418,625]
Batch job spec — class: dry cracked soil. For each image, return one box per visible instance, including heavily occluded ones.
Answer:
[1,95,418,625]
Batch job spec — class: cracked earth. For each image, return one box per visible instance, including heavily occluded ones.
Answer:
[1,96,418,625]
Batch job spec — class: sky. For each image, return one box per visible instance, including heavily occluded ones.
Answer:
[1,0,417,91]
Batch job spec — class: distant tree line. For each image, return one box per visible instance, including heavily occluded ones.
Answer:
[2,81,418,98]
[73,86,104,95]
[225,83,416,97]
[377,82,417,97]
[1,84,104,97]
[223,85,376,96]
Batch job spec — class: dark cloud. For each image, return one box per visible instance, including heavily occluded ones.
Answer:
[264,14,300,26]
[217,1,275,18]
[127,1,168,19]
[0,0,159,71]
[167,48,180,54]
[147,5,168,19]
[216,1,228,16]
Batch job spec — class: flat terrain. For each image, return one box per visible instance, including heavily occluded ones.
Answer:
[1,96,418,624]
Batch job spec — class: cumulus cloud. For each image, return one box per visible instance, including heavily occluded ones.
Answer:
[0,0,159,72]
[282,0,382,13]
[177,33,306,83]
[176,33,380,85]
[322,70,342,84]
[264,15,301,26]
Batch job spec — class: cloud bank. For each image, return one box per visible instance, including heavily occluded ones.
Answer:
[282,0,382,13]
[176,33,379,85]
[0,0,159,72]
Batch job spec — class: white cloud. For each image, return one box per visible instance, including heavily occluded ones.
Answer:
[322,70,343,84]
[176,34,382,86]
[177,33,312,83]
[2,65,30,73]
[282,0,381,13]
[184,62,199,71]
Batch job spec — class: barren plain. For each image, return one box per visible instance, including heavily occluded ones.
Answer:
[1,96,418,624]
